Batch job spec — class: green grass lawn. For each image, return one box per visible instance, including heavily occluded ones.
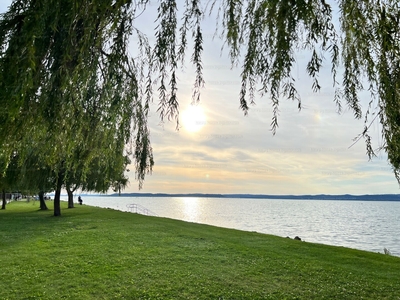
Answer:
[1,201,399,299]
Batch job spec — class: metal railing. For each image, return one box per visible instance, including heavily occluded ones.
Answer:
[126,203,158,217]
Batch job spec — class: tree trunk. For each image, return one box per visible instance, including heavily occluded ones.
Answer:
[54,187,61,216]
[54,172,63,216]
[66,187,74,208]
[38,190,48,210]
[1,189,6,210]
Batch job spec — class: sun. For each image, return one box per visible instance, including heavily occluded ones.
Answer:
[181,105,207,132]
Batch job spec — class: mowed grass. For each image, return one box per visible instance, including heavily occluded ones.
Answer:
[1,201,400,299]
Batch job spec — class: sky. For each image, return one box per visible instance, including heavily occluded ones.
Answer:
[1,1,399,195]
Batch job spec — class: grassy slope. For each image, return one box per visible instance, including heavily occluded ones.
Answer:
[1,201,399,300]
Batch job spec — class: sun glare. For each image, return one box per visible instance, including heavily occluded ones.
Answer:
[181,197,200,221]
[181,105,206,132]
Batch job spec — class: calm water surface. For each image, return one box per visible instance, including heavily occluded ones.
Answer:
[80,196,400,256]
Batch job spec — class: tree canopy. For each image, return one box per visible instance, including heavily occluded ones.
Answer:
[1,0,400,208]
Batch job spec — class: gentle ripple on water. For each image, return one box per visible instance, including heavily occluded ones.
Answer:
[79,196,400,256]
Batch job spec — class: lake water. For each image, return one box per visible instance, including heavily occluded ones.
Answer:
[80,196,400,256]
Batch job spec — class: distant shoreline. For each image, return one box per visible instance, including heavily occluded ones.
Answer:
[81,193,400,201]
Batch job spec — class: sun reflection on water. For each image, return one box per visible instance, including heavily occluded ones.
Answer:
[181,197,200,222]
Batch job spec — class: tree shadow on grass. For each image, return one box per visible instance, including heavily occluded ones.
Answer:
[0,201,93,250]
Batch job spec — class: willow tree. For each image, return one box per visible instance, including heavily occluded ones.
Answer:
[0,153,10,210]
[18,138,55,211]
[0,0,153,216]
[1,0,400,201]
[0,151,20,210]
